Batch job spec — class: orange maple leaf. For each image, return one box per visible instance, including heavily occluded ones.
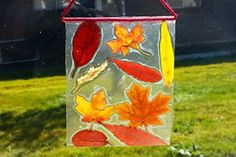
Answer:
[106,24,151,57]
[116,83,172,128]
[75,90,113,123]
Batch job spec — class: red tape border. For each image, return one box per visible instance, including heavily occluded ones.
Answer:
[61,0,177,22]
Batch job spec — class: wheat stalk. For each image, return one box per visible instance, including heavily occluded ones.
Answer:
[71,61,109,94]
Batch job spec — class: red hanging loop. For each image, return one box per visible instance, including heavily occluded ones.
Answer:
[160,0,177,19]
[60,0,177,22]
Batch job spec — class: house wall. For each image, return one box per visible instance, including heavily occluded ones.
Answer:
[175,0,236,53]
[0,0,236,77]
[0,0,32,40]
[126,0,236,53]
[0,0,64,65]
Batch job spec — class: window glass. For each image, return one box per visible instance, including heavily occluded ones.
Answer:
[32,0,68,10]
[167,0,201,8]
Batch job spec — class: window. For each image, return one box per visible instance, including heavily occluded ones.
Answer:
[32,0,68,10]
[167,0,201,9]
[0,39,38,64]
[95,0,123,16]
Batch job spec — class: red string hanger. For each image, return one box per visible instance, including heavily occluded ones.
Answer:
[60,0,177,22]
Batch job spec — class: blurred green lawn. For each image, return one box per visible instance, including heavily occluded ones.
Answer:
[0,62,236,157]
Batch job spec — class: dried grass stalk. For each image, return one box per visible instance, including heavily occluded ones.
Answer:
[72,61,109,94]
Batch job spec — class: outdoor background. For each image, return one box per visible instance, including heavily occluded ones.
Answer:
[0,0,236,157]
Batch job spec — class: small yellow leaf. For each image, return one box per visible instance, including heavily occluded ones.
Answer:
[114,24,129,42]
[91,90,106,110]
[130,24,145,43]
[75,90,114,123]
[120,46,130,56]
[96,106,114,122]
[160,21,174,88]
[106,39,123,54]
[106,24,151,57]
[75,95,93,116]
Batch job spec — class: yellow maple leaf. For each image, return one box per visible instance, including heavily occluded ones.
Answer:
[106,24,151,57]
[75,90,113,123]
[116,83,172,128]
[160,21,175,88]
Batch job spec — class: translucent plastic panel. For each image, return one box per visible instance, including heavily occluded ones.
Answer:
[65,20,175,147]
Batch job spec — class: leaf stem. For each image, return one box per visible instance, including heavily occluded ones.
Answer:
[90,122,94,130]
[107,141,113,146]
[71,82,80,95]
[137,48,152,58]
[144,126,148,134]
[70,66,78,79]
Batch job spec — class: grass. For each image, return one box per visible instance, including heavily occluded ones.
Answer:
[0,62,236,157]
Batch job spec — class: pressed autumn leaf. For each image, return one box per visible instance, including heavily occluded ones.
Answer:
[110,58,162,83]
[75,90,113,123]
[116,83,172,128]
[72,130,108,147]
[106,24,151,57]
[70,21,101,78]
[103,124,166,146]
[71,61,109,94]
[160,21,174,88]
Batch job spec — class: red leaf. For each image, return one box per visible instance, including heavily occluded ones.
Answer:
[72,130,108,147]
[103,124,166,146]
[72,21,101,68]
[110,58,162,83]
